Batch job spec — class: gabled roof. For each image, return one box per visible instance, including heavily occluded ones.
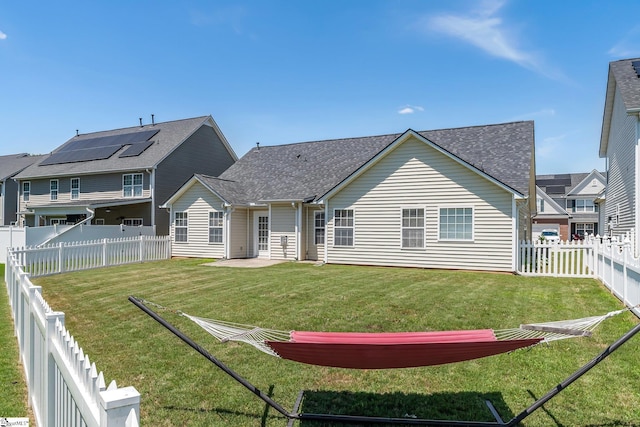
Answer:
[215,121,534,204]
[162,174,253,207]
[0,153,47,181]
[536,171,606,198]
[566,169,606,197]
[600,58,640,157]
[15,116,236,179]
[534,186,569,218]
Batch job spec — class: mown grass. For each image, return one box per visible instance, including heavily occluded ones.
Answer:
[28,259,640,426]
[0,264,30,420]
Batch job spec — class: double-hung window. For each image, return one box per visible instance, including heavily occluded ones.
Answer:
[123,173,143,198]
[401,208,424,248]
[439,207,473,241]
[334,209,354,246]
[22,182,30,202]
[209,211,224,243]
[50,179,58,201]
[70,178,80,200]
[575,199,595,212]
[314,211,325,245]
[175,212,188,243]
[123,218,143,226]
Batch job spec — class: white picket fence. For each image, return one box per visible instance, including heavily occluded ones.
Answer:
[518,235,640,315]
[4,235,172,426]
[11,235,171,277]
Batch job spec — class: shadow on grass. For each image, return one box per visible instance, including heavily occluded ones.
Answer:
[297,389,514,426]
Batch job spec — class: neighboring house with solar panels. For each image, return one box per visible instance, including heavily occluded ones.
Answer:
[533,170,606,241]
[13,116,237,235]
[0,153,46,225]
[600,57,640,251]
[161,121,536,273]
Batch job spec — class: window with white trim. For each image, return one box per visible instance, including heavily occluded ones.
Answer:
[401,208,425,248]
[334,209,354,246]
[50,179,58,201]
[536,197,544,213]
[314,211,325,245]
[123,173,143,198]
[123,218,143,226]
[439,207,473,240]
[22,181,30,202]
[209,211,224,243]
[575,223,594,237]
[70,178,80,200]
[574,199,595,212]
[94,218,105,225]
[175,212,188,242]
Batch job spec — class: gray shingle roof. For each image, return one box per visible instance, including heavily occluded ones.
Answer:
[14,116,213,179]
[0,153,47,181]
[609,58,640,111]
[216,121,533,204]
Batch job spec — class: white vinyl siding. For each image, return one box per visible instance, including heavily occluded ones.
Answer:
[326,136,514,272]
[269,204,296,260]
[228,208,248,258]
[604,85,636,239]
[170,181,226,258]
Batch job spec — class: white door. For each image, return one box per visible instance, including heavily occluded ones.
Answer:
[254,212,269,258]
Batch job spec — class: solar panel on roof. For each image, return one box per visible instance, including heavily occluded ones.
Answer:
[632,61,640,77]
[39,128,160,165]
[119,140,154,157]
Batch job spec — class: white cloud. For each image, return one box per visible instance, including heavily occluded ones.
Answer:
[608,25,640,58]
[398,105,424,115]
[0,30,7,40]
[422,0,560,78]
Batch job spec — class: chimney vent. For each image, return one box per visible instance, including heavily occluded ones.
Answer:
[76,129,79,137]
[256,142,260,150]
[139,117,143,127]
[151,114,155,126]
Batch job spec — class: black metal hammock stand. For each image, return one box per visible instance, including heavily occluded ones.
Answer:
[129,296,640,426]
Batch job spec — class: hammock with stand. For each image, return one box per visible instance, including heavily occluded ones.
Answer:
[129,296,640,426]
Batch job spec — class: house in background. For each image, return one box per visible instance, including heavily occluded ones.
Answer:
[13,116,237,235]
[0,153,46,225]
[600,57,640,251]
[534,170,606,240]
[162,121,535,273]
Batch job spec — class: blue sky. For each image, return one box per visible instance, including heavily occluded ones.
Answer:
[1,1,639,174]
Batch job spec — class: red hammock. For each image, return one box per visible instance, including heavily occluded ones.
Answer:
[266,329,543,369]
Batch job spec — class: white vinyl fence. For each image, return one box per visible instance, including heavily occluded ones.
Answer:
[518,234,640,315]
[4,236,171,426]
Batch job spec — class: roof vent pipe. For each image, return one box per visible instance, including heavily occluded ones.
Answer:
[151,114,155,126]
[76,129,79,137]
[139,117,143,127]
[256,142,260,150]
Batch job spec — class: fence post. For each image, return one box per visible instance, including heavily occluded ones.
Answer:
[44,311,65,427]
[139,235,144,262]
[103,238,108,267]
[58,242,64,274]
[99,384,140,427]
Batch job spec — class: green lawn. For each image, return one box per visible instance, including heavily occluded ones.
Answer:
[18,259,640,426]
[0,264,30,420]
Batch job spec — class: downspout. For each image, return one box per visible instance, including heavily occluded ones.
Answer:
[38,207,96,247]
[636,117,640,256]
[148,168,156,229]
[512,197,518,272]
[323,202,329,263]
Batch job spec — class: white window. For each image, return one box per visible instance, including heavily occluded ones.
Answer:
[575,199,595,212]
[94,218,105,225]
[50,179,58,201]
[175,212,188,242]
[49,218,65,225]
[70,178,80,200]
[439,207,473,241]
[402,208,425,248]
[334,209,354,246]
[575,223,594,237]
[536,197,544,213]
[123,218,143,226]
[123,173,143,198]
[314,211,325,245]
[22,181,30,202]
[209,211,224,244]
